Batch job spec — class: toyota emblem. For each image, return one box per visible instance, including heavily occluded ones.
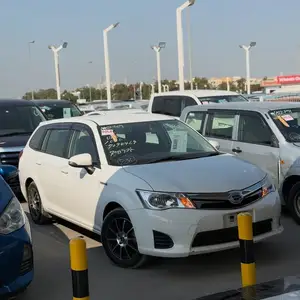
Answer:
[228,191,243,205]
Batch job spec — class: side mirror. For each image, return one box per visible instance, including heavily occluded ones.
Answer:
[209,139,220,150]
[68,153,95,175]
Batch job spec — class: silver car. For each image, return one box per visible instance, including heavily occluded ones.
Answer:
[181,102,300,225]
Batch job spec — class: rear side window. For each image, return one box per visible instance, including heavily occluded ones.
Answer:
[185,112,206,132]
[43,129,71,158]
[29,127,46,150]
[152,96,184,117]
[205,112,235,140]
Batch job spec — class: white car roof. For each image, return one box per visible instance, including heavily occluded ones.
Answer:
[39,110,176,127]
[153,89,239,97]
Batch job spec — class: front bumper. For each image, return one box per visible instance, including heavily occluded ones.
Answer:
[0,219,34,297]
[129,191,283,258]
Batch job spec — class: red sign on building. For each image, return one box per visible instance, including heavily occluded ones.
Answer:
[276,75,300,85]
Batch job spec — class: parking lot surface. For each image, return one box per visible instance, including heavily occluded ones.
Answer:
[20,204,300,300]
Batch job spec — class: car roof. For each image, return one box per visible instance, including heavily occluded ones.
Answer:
[31,99,74,105]
[181,101,300,114]
[39,110,175,127]
[153,89,239,97]
[0,99,37,106]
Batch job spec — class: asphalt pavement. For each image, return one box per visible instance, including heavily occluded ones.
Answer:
[19,204,300,300]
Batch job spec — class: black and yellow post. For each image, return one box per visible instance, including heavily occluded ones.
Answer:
[70,237,89,300]
[237,212,256,299]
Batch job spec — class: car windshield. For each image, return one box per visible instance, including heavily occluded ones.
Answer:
[269,108,300,142]
[98,119,218,166]
[38,103,82,119]
[0,105,45,137]
[198,95,248,104]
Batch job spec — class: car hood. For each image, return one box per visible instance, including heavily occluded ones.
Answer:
[123,154,266,193]
[0,135,30,148]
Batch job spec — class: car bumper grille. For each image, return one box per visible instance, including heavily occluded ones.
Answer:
[153,230,174,249]
[191,219,272,247]
[0,152,20,167]
[19,244,33,276]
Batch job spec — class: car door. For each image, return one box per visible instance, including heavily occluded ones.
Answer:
[203,109,238,154]
[60,123,105,230]
[37,123,73,214]
[232,111,280,187]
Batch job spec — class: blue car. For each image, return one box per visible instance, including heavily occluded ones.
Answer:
[0,165,33,298]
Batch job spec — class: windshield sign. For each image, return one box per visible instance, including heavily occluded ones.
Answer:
[198,95,248,104]
[99,120,217,166]
[269,108,300,142]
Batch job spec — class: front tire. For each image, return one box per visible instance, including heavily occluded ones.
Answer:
[287,182,300,225]
[27,181,52,225]
[101,208,149,268]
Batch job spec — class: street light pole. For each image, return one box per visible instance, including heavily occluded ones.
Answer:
[103,22,119,109]
[239,42,256,95]
[48,42,68,99]
[86,84,92,102]
[151,42,166,94]
[28,40,35,100]
[176,0,195,91]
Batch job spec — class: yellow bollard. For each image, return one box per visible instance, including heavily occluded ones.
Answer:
[237,212,256,288]
[70,237,89,300]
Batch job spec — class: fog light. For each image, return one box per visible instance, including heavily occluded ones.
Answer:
[22,243,32,261]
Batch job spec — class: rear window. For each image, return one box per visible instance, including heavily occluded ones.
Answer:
[198,95,248,104]
[0,105,45,137]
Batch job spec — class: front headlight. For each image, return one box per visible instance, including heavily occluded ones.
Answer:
[0,197,25,235]
[136,190,195,210]
[261,175,275,198]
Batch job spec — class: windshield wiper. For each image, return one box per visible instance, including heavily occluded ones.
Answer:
[0,132,32,137]
[145,152,219,164]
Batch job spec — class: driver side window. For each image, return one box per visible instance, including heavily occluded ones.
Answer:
[68,128,99,165]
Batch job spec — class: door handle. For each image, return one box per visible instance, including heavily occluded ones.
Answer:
[232,147,242,153]
[36,162,41,166]
[61,170,68,174]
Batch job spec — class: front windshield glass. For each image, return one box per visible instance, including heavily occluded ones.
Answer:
[99,119,218,166]
[0,105,45,137]
[198,95,248,104]
[38,103,82,119]
[269,108,300,142]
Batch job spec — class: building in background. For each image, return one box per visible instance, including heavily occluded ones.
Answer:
[261,75,300,93]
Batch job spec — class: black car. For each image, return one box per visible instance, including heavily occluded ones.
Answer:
[31,99,83,120]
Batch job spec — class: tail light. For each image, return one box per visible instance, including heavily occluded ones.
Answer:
[19,150,23,159]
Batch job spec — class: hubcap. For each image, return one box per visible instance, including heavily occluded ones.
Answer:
[106,217,139,261]
[29,188,41,218]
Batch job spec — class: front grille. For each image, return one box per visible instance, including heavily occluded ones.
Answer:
[0,152,20,167]
[19,244,33,276]
[191,219,272,247]
[153,230,174,249]
[187,187,262,210]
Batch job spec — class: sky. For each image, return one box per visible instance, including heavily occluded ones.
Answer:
[0,0,300,97]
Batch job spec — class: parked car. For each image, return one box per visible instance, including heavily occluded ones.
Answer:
[0,165,33,297]
[31,99,83,120]
[180,102,300,224]
[19,112,282,268]
[0,99,46,167]
[147,90,249,118]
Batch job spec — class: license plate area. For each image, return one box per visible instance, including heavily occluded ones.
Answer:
[224,211,252,228]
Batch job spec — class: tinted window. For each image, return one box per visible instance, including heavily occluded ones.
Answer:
[183,97,197,107]
[238,114,273,146]
[29,127,46,150]
[152,96,183,117]
[44,129,70,157]
[68,129,98,163]
[205,112,235,139]
[98,120,217,166]
[0,105,45,137]
[185,112,206,132]
[39,103,82,120]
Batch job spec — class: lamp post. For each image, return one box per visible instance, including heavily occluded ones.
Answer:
[28,40,35,100]
[86,84,92,102]
[103,22,119,109]
[239,42,256,94]
[48,42,68,99]
[151,42,166,93]
[176,0,195,91]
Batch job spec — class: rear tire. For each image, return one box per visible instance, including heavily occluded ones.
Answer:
[27,181,52,225]
[287,182,300,225]
[101,208,149,268]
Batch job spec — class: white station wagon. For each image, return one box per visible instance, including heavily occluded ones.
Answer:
[19,111,282,268]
